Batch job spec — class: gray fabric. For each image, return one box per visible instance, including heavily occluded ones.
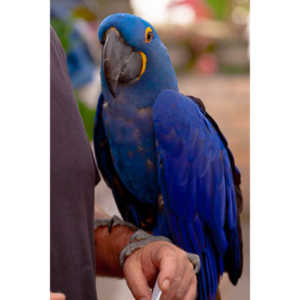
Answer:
[120,230,171,267]
[187,253,201,274]
[120,229,201,273]
[50,26,100,300]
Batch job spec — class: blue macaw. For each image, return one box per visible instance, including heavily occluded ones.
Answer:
[94,13,243,300]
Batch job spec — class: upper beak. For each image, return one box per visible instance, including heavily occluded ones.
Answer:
[103,28,143,97]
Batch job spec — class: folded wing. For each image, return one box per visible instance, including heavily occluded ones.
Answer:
[153,90,243,299]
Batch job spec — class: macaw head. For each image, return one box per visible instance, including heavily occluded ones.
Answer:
[98,13,178,100]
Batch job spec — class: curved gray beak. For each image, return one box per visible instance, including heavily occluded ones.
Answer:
[103,28,143,96]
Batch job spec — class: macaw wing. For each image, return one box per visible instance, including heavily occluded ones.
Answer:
[93,94,157,229]
[153,90,243,299]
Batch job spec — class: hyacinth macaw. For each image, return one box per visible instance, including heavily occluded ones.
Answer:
[94,13,243,300]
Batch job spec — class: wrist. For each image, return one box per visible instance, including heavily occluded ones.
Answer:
[120,229,171,267]
[94,221,135,277]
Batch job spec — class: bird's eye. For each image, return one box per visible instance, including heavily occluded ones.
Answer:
[145,27,153,43]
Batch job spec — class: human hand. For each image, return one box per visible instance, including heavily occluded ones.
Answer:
[50,292,65,300]
[123,241,197,300]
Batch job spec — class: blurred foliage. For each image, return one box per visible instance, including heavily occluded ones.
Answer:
[51,17,73,53]
[206,0,230,20]
[76,94,96,141]
[51,11,97,141]
[219,63,249,74]
[93,0,133,17]
[72,6,98,21]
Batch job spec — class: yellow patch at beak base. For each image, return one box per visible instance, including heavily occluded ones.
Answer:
[138,51,147,79]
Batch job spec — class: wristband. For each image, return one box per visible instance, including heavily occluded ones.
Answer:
[120,229,201,273]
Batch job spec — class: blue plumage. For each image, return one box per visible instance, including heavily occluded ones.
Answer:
[94,13,243,300]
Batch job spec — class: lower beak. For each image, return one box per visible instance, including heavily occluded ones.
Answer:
[103,28,143,97]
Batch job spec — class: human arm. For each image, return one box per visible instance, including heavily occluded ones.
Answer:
[94,206,197,300]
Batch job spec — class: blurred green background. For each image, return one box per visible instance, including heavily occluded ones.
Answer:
[51,1,249,299]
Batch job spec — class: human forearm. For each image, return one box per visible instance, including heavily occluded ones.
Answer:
[94,223,133,277]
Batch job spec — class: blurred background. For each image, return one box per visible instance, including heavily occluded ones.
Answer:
[51,0,249,299]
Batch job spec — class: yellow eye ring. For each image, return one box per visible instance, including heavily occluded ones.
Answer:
[145,27,153,43]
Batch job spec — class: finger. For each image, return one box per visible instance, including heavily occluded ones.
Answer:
[50,292,66,300]
[182,276,197,300]
[152,245,179,293]
[124,254,152,300]
[161,259,194,300]
[174,265,195,300]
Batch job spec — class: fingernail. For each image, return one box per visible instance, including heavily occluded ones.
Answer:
[162,279,170,290]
